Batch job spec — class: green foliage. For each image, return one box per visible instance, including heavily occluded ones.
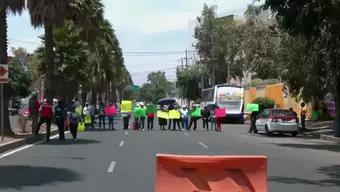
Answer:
[252,97,275,111]
[176,65,201,100]
[8,49,32,98]
[140,71,173,103]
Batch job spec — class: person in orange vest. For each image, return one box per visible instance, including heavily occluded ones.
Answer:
[35,100,53,142]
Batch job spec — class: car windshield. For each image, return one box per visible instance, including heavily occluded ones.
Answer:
[272,110,296,117]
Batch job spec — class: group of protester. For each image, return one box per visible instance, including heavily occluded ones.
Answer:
[131,103,222,132]
[28,92,117,142]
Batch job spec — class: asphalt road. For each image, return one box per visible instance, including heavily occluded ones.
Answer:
[0,119,339,192]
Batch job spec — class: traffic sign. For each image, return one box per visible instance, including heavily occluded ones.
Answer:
[0,64,8,84]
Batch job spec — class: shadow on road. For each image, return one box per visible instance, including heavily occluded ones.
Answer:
[39,139,100,145]
[273,143,340,152]
[270,165,340,187]
[0,166,82,190]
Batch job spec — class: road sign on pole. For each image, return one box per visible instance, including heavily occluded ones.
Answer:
[0,64,9,84]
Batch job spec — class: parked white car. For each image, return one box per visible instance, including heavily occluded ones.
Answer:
[255,109,299,137]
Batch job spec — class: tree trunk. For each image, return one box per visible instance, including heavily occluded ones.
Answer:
[335,80,340,137]
[112,80,117,104]
[91,88,97,106]
[44,23,54,104]
[0,6,15,136]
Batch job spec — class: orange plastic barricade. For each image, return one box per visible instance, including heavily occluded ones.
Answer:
[156,154,267,192]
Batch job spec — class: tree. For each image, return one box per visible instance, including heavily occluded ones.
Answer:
[8,48,32,99]
[262,0,340,137]
[176,65,201,101]
[27,0,70,104]
[0,0,25,136]
[140,71,173,103]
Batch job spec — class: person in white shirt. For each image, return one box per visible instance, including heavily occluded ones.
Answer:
[180,106,189,130]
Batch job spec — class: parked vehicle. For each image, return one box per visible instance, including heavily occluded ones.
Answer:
[255,109,299,137]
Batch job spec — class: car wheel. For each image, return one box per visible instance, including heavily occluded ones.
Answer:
[291,132,298,137]
[265,125,272,136]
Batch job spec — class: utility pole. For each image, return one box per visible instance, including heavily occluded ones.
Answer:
[181,58,184,69]
[185,50,188,68]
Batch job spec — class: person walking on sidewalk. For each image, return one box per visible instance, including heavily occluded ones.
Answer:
[202,106,211,131]
[54,100,66,140]
[35,100,53,142]
[300,102,307,132]
[29,91,40,134]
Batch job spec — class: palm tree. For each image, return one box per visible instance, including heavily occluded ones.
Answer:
[0,0,25,136]
[27,0,70,103]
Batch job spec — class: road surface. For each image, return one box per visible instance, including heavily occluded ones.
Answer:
[0,121,339,192]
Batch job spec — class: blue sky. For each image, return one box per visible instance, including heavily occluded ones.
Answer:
[7,0,256,85]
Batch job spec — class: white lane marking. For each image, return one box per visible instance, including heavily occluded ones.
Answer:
[199,142,209,149]
[124,131,128,135]
[184,132,189,136]
[119,140,125,147]
[107,161,116,173]
[0,132,68,159]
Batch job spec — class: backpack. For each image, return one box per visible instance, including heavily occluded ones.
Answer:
[41,104,53,118]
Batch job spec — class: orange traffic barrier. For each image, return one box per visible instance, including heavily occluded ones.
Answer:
[156,154,267,192]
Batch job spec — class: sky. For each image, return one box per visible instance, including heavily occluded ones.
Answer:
[7,0,256,85]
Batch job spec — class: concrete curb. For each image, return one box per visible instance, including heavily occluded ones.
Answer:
[0,129,59,154]
[320,134,340,143]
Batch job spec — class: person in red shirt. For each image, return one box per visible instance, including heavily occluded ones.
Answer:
[35,100,53,142]
[29,92,40,133]
[147,107,155,130]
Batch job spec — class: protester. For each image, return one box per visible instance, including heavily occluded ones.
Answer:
[172,106,181,131]
[35,100,53,142]
[98,101,106,129]
[147,104,155,130]
[189,104,200,131]
[180,105,189,130]
[54,100,66,140]
[248,111,258,133]
[83,102,93,129]
[122,112,131,130]
[159,106,167,130]
[29,91,40,134]
[105,102,116,130]
[167,103,175,130]
[89,103,96,129]
[300,102,307,132]
[69,106,80,141]
[140,103,146,131]
[202,106,211,131]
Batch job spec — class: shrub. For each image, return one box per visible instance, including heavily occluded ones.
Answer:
[252,97,275,111]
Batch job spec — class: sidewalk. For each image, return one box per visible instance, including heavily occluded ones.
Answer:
[0,116,58,154]
[303,121,340,143]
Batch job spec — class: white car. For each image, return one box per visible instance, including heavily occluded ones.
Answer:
[255,109,299,137]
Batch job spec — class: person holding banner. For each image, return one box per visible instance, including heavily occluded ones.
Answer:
[189,105,201,131]
[105,102,117,130]
[158,106,167,130]
[83,102,93,130]
[169,107,181,131]
[146,103,156,130]
[167,104,175,130]
[121,100,132,130]
[139,103,147,131]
